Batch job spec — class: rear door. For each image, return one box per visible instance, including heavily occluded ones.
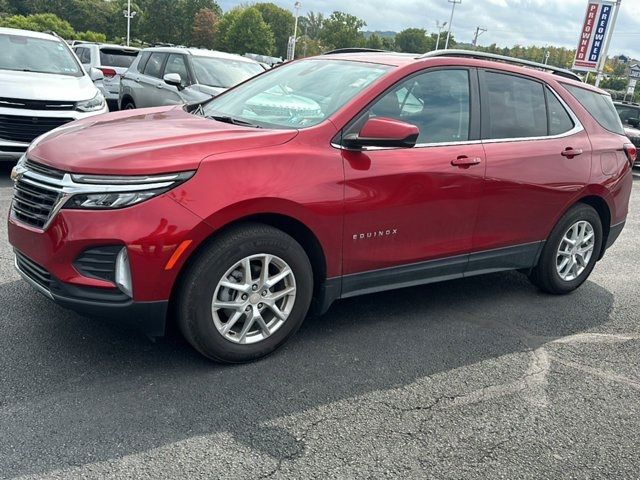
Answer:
[472,70,592,266]
[137,52,168,107]
[341,67,486,289]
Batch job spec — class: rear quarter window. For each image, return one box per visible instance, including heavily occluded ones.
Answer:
[563,84,624,135]
[99,48,138,68]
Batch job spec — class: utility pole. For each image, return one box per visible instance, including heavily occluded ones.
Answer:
[595,0,622,87]
[289,1,302,60]
[435,20,447,50]
[472,26,486,48]
[445,0,462,50]
[122,0,137,47]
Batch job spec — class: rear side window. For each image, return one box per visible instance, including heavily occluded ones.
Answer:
[482,71,547,139]
[99,48,138,68]
[143,52,166,78]
[563,84,624,135]
[136,51,151,72]
[74,46,90,64]
[546,88,574,135]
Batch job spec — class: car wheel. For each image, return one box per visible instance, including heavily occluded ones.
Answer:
[177,223,313,363]
[123,100,136,110]
[528,203,603,294]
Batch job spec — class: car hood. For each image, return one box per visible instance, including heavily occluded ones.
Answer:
[0,69,96,101]
[27,106,299,175]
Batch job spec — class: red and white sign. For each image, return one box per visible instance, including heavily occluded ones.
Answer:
[572,1,616,72]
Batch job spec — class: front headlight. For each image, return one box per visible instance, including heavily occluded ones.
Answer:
[62,171,194,210]
[76,91,106,112]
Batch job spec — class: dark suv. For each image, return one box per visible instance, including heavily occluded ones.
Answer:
[9,50,635,362]
[614,101,640,165]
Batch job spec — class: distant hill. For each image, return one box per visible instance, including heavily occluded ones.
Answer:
[363,31,397,39]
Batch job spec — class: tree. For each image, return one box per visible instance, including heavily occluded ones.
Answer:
[139,0,183,44]
[75,30,107,42]
[299,11,323,40]
[319,11,365,50]
[180,0,221,45]
[254,3,294,59]
[191,8,218,49]
[0,13,75,38]
[365,33,383,50]
[214,7,243,51]
[225,7,274,55]
[395,28,431,53]
[381,36,395,51]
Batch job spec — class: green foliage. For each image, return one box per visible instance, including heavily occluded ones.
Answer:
[600,76,629,91]
[191,8,218,49]
[299,12,323,41]
[214,7,242,51]
[395,28,432,53]
[365,33,383,50]
[320,11,366,50]
[254,3,294,59]
[0,13,75,38]
[224,7,274,56]
[75,30,107,42]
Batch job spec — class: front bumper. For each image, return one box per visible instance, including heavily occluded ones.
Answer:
[8,194,212,336]
[15,250,168,335]
[0,106,108,161]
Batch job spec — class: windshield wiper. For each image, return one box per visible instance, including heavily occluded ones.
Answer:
[207,115,262,129]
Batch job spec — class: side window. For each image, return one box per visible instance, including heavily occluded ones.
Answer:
[136,51,151,72]
[74,47,89,64]
[482,71,547,139]
[163,54,189,86]
[563,84,624,135]
[143,52,166,78]
[546,88,574,135]
[361,69,470,144]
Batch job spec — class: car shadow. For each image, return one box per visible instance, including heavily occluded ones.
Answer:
[0,270,614,478]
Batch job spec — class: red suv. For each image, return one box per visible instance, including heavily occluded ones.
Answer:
[8,50,635,362]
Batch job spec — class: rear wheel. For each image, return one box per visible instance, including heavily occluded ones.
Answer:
[123,99,136,110]
[177,224,313,363]
[528,203,602,294]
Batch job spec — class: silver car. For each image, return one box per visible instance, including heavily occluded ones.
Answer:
[119,47,263,110]
[72,43,139,109]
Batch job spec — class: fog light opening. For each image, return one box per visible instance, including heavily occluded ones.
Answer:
[115,247,133,298]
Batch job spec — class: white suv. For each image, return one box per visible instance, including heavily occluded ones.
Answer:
[72,43,139,110]
[0,28,108,161]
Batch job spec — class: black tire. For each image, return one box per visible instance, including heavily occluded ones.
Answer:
[177,223,313,363]
[528,203,603,294]
[123,99,136,110]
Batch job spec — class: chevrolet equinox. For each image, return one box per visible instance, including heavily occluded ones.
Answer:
[9,50,635,362]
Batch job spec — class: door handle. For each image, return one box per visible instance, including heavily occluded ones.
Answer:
[156,83,164,89]
[451,155,482,168]
[134,77,140,83]
[561,147,583,158]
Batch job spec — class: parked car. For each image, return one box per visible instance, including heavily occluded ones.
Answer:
[73,43,139,110]
[119,47,263,110]
[9,50,634,363]
[614,101,640,166]
[0,27,108,161]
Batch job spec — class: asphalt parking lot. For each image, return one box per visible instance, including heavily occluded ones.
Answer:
[0,164,639,479]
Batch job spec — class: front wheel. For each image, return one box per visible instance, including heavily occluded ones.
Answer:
[528,203,603,294]
[177,224,313,363]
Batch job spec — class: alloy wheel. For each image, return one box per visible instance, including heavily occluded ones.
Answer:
[211,254,297,344]
[556,220,595,282]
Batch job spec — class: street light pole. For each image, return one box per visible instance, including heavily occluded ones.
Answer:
[435,20,447,50]
[290,1,302,60]
[123,0,137,47]
[444,0,462,50]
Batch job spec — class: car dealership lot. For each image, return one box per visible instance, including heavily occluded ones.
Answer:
[0,165,638,479]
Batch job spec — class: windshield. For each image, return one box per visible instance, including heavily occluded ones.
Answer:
[202,59,390,129]
[192,56,263,89]
[100,48,138,68]
[0,33,82,77]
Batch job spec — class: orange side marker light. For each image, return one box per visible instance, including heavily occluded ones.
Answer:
[165,240,193,270]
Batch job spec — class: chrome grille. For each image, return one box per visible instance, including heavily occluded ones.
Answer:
[0,97,76,111]
[11,161,64,229]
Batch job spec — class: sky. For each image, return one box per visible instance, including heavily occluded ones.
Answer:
[219,0,640,60]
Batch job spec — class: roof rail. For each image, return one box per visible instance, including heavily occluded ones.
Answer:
[323,48,387,55]
[419,49,582,82]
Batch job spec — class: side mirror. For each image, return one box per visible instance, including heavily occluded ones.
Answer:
[164,73,184,90]
[343,117,419,150]
[89,67,104,82]
[628,118,640,128]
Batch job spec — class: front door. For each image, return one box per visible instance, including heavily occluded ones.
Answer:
[341,68,485,294]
